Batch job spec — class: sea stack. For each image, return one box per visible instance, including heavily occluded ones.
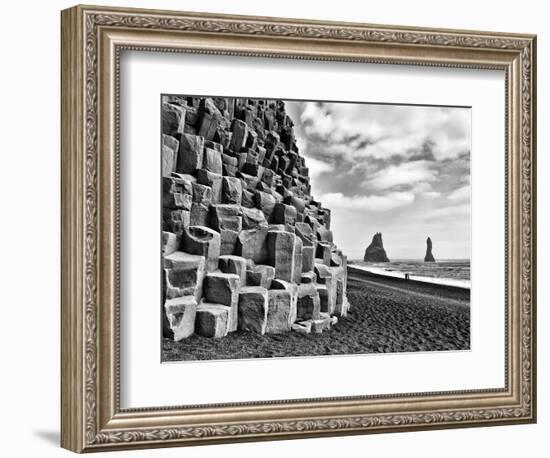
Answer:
[364,232,390,262]
[424,237,436,262]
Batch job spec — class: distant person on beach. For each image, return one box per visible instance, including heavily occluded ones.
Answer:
[405,273,410,280]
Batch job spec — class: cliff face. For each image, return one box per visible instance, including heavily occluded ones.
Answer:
[364,232,390,262]
[161,95,350,341]
[424,237,435,262]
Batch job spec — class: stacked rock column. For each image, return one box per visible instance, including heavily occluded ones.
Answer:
[161,96,351,341]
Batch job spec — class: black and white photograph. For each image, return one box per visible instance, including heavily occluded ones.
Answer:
[161,95,471,362]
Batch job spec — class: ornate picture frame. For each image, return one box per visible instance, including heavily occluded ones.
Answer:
[61,4,536,453]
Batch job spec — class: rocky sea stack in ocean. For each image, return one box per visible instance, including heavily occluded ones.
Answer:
[424,237,436,262]
[364,232,390,262]
[161,96,350,341]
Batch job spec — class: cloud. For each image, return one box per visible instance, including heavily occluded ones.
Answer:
[305,156,333,180]
[301,103,333,136]
[411,181,434,194]
[447,185,470,201]
[365,160,437,191]
[422,203,470,221]
[299,102,471,163]
[423,191,441,199]
[319,191,415,212]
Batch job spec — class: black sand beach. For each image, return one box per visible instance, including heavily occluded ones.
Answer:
[162,267,470,362]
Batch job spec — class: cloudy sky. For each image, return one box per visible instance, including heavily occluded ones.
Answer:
[285,101,471,260]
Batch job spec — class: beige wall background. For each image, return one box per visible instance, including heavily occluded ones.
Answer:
[0,0,545,456]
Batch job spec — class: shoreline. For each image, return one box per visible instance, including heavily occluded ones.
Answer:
[347,263,471,290]
[346,266,470,304]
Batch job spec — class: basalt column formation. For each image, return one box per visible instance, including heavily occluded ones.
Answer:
[161,96,350,340]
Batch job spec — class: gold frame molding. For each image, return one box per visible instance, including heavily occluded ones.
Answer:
[61,4,537,453]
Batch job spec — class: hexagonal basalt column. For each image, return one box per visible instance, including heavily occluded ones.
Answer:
[182,226,220,272]
[203,272,240,332]
[163,251,206,302]
[195,303,230,338]
[238,286,269,334]
[163,296,197,341]
[266,230,296,282]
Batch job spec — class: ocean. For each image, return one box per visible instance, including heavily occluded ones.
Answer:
[348,259,471,288]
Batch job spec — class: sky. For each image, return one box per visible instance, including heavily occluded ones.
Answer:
[285,100,471,260]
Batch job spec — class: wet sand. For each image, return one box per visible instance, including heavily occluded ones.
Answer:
[162,267,470,362]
